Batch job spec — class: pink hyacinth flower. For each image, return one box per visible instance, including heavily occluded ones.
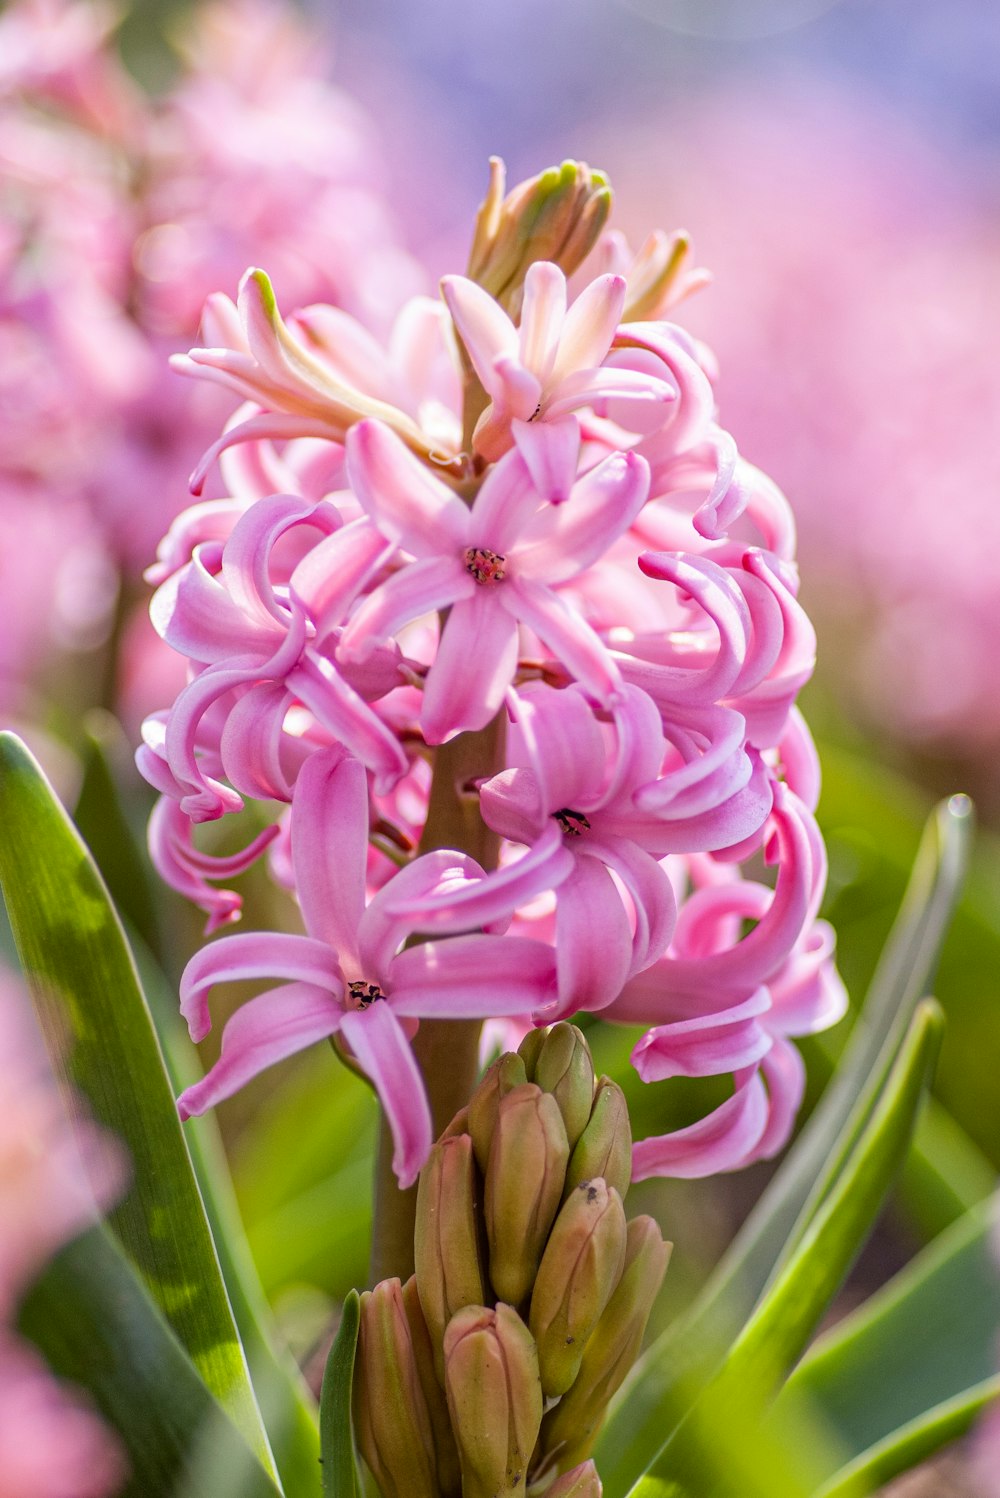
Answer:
[176,746,558,1186]
[338,417,650,743]
[442,260,675,497]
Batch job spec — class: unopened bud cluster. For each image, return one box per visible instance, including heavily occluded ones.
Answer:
[353,1024,670,1496]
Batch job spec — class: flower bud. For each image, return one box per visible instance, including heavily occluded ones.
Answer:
[469,1050,528,1174]
[443,1303,543,1498]
[400,1276,462,1496]
[532,1023,596,1150]
[467,157,612,317]
[353,1279,440,1498]
[540,1216,670,1468]
[564,1076,632,1202]
[414,1133,487,1380]
[540,1461,604,1497]
[517,1026,547,1079]
[529,1179,627,1397]
[485,1083,570,1306]
[619,230,711,322]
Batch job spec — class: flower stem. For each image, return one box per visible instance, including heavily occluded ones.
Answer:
[369,714,506,1285]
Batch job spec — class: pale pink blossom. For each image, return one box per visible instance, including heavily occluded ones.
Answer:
[176,746,559,1186]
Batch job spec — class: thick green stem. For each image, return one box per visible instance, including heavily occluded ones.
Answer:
[369,715,506,1285]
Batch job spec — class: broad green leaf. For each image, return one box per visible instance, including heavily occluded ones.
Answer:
[320,1291,362,1498]
[18,1223,282,1498]
[0,732,274,1473]
[595,799,968,1498]
[779,1193,1000,1490]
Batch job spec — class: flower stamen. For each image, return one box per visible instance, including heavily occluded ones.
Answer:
[464,546,507,584]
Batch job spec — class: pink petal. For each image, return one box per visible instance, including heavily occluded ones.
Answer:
[553,853,633,1015]
[503,576,622,704]
[511,416,581,505]
[543,365,675,423]
[744,1038,807,1164]
[421,593,519,745]
[440,274,518,397]
[359,849,487,983]
[220,492,335,630]
[467,447,543,552]
[220,681,293,802]
[518,261,567,384]
[507,681,607,813]
[291,747,369,961]
[177,982,344,1119]
[631,1070,770,1181]
[147,796,279,936]
[585,833,677,977]
[290,517,393,638]
[630,990,773,1082]
[180,933,343,1043]
[346,419,470,556]
[288,655,408,794]
[189,412,340,497]
[150,549,279,664]
[339,1002,432,1187]
[338,555,471,665]
[389,934,558,1017]
[382,822,574,936]
[549,273,626,386]
[512,449,650,584]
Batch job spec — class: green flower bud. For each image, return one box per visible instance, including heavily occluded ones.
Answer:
[564,1076,632,1202]
[469,1051,528,1174]
[485,1083,570,1306]
[532,1023,596,1150]
[517,1026,547,1079]
[443,1303,543,1498]
[540,1216,670,1468]
[353,1279,440,1498]
[400,1276,462,1496]
[466,157,612,318]
[540,1461,604,1497]
[529,1179,627,1397]
[414,1133,487,1380]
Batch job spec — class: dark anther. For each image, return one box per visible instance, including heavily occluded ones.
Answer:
[348,980,384,1009]
[463,545,507,584]
[554,807,591,836]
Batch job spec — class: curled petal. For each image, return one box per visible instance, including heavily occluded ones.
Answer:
[177,982,344,1119]
[382,822,573,937]
[359,849,488,982]
[180,931,343,1043]
[289,654,408,793]
[629,552,753,705]
[511,416,581,505]
[630,989,772,1083]
[744,1038,807,1164]
[147,796,279,935]
[338,555,471,665]
[631,1068,769,1181]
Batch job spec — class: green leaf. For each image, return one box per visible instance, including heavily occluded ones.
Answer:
[631,1000,943,1497]
[0,732,274,1474]
[594,798,969,1498]
[320,1290,362,1498]
[779,1193,1000,1491]
[18,1223,282,1498]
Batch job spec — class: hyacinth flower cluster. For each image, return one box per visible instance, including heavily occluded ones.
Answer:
[139,157,846,1227]
[353,1024,669,1497]
[0,972,125,1498]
